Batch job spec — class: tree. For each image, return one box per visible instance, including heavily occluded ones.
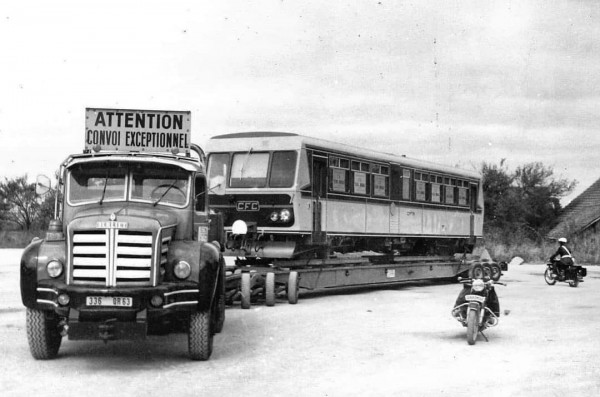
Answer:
[514,162,577,232]
[481,160,577,243]
[0,175,40,231]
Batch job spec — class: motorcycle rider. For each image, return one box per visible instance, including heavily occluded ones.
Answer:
[550,237,574,277]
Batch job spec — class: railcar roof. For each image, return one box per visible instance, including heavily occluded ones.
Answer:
[208,131,481,180]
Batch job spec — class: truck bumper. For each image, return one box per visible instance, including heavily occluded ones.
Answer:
[33,281,203,340]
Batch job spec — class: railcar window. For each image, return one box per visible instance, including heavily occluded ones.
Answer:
[270,151,297,188]
[415,172,429,201]
[373,174,388,197]
[230,152,269,188]
[353,171,368,194]
[372,164,389,197]
[458,181,468,206]
[402,169,411,200]
[431,181,441,203]
[207,153,229,189]
[445,179,455,204]
[331,168,348,192]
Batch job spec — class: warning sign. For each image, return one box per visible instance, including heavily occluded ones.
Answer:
[85,108,191,153]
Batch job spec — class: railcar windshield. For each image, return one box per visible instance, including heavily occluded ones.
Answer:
[208,151,297,189]
[68,161,190,207]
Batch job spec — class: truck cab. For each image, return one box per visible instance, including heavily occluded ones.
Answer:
[20,108,225,360]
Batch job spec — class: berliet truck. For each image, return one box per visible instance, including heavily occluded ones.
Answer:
[20,108,225,360]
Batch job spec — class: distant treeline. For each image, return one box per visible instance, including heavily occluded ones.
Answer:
[2,161,597,264]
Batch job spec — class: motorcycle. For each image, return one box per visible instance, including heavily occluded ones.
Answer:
[451,277,504,345]
[544,260,586,288]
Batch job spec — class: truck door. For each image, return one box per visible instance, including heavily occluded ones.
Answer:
[311,155,328,244]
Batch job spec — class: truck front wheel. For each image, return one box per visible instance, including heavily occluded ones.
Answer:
[26,308,62,360]
[188,310,213,360]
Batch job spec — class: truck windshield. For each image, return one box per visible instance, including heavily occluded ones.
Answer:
[68,162,190,207]
[224,150,297,188]
[69,165,127,204]
[131,164,189,206]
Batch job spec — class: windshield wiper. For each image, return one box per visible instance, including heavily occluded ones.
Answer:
[98,172,109,205]
[153,179,178,206]
[239,147,253,178]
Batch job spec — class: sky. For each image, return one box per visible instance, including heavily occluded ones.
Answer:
[1,0,599,205]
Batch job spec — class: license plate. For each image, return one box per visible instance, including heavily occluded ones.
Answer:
[86,296,133,307]
[465,294,486,303]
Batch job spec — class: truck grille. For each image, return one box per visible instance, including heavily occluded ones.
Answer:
[71,230,154,286]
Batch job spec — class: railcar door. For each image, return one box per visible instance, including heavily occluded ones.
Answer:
[311,155,328,244]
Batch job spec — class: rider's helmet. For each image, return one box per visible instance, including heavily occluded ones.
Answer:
[558,237,567,244]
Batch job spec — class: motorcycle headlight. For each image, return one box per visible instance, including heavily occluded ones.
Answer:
[174,261,191,280]
[46,260,63,278]
[472,278,485,292]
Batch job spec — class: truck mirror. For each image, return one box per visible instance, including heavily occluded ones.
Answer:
[36,175,52,196]
[209,176,226,196]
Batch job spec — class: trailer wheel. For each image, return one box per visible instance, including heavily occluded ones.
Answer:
[482,264,492,279]
[490,263,502,282]
[265,272,276,307]
[287,271,299,304]
[26,308,62,360]
[241,272,251,309]
[188,310,213,361]
[470,264,484,279]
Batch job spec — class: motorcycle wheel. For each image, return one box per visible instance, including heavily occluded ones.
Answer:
[544,268,556,285]
[466,309,478,345]
[569,277,579,288]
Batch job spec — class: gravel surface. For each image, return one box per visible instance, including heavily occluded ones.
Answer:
[1,248,599,396]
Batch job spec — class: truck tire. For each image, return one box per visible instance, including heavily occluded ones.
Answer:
[188,310,213,361]
[26,308,62,360]
[466,309,478,345]
[287,271,299,304]
[241,272,251,309]
[214,259,226,333]
[265,272,276,307]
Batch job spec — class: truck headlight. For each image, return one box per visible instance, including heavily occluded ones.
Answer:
[174,261,191,280]
[46,260,63,278]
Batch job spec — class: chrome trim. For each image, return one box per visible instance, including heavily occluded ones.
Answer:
[36,299,58,307]
[163,300,198,309]
[163,289,199,297]
[37,288,58,295]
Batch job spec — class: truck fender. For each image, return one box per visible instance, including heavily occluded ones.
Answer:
[20,238,44,308]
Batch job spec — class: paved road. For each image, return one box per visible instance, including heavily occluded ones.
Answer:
[1,248,599,396]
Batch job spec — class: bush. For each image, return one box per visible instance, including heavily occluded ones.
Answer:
[483,226,599,265]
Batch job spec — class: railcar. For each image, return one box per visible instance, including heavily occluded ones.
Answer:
[206,132,483,257]
[205,132,494,307]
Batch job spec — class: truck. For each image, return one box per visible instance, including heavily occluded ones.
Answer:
[20,108,225,360]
